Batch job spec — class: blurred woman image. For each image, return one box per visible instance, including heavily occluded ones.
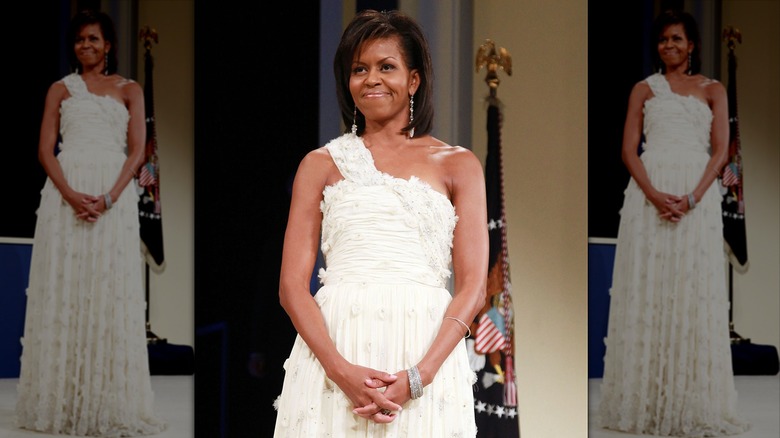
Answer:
[15,9,165,436]
[598,9,750,437]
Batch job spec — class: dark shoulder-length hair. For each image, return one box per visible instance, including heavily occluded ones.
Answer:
[333,9,434,137]
[68,9,118,75]
[652,9,702,75]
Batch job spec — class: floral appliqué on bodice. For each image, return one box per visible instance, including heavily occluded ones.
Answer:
[319,134,458,287]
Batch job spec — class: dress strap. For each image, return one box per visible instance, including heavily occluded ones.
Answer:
[62,73,88,98]
[645,73,671,97]
[323,134,381,185]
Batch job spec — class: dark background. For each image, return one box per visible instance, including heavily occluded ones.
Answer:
[193,1,320,437]
[1,2,67,238]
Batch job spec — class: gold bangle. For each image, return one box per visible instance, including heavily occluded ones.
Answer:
[444,316,471,338]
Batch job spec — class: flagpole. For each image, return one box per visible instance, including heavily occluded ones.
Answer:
[139,25,167,345]
[474,39,520,437]
[721,26,750,346]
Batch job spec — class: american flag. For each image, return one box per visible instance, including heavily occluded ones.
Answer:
[721,36,748,272]
[474,96,520,438]
[138,34,165,271]
[475,312,507,354]
[138,162,157,187]
[721,162,739,187]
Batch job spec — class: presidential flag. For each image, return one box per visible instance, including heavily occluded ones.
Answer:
[138,29,165,272]
[470,99,520,438]
[721,34,748,273]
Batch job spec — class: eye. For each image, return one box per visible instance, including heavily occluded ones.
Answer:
[351,65,367,74]
[381,63,396,71]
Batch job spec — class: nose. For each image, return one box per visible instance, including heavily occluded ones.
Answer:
[366,67,381,85]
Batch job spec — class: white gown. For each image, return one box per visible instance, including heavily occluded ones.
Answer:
[273,134,477,437]
[598,73,750,437]
[15,73,165,437]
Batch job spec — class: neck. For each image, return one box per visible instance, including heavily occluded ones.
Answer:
[361,128,414,150]
[664,64,690,79]
[80,63,106,77]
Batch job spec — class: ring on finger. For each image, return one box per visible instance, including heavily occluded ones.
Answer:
[379,409,392,416]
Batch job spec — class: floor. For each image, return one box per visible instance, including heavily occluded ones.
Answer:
[0,375,193,438]
[588,375,780,437]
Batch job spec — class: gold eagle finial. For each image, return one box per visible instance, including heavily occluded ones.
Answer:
[722,25,742,51]
[476,39,512,97]
[139,26,159,51]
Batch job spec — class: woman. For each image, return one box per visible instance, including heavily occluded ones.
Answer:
[15,9,166,436]
[598,10,750,437]
[273,9,488,437]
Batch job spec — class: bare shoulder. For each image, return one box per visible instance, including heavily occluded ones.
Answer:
[116,76,143,99]
[691,75,725,106]
[437,144,481,167]
[301,145,334,168]
[297,145,340,186]
[48,80,69,100]
[428,141,483,181]
[702,76,725,96]
[631,80,653,100]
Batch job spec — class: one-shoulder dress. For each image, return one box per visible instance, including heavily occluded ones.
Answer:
[15,73,165,437]
[273,133,477,437]
[598,73,750,437]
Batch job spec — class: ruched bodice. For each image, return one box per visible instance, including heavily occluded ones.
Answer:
[642,73,713,155]
[60,74,130,155]
[319,133,458,288]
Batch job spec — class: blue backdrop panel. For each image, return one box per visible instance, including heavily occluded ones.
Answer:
[0,243,32,378]
[588,242,616,379]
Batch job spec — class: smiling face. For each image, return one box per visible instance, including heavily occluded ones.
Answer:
[74,23,109,71]
[657,23,692,71]
[349,36,419,130]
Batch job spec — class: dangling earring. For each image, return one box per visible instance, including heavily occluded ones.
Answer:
[104,52,109,76]
[408,95,415,138]
[687,52,692,76]
[351,106,358,135]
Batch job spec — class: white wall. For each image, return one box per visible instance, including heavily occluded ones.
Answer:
[722,0,780,351]
[137,0,194,347]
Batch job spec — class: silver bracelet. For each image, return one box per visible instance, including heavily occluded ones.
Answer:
[407,365,423,399]
[104,193,113,210]
[687,193,696,209]
[444,316,471,338]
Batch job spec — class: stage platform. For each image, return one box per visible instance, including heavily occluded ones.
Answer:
[589,375,780,437]
[0,375,193,437]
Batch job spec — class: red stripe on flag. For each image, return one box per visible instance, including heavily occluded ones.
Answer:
[138,164,156,187]
[722,164,738,187]
[504,356,517,406]
[475,313,506,354]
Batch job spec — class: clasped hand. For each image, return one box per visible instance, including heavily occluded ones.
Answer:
[336,364,412,424]
[67,192,105,222]
[649,191,690,223]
